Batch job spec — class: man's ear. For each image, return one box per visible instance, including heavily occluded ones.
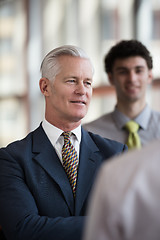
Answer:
[39,78,50,96]
[148,69,153,84]
[108,73,114,85]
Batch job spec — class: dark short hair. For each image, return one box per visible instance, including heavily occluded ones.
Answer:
[104,40,153,73]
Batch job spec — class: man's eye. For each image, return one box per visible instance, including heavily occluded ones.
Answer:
[68,79,75,83]
[136,69,143,73]
[118,71,126,74]
[85,81,92,86]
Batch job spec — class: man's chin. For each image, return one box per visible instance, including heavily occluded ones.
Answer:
[124,93,140,102]
[70,113,86,123]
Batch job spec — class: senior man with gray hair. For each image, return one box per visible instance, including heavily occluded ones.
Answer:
[0,45,127,240]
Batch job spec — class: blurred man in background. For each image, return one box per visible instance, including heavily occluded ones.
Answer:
[84,40,160,149]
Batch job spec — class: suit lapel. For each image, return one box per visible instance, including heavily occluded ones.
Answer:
[32,125,74,214]
[75,128,103,215]
[31,125,103,216]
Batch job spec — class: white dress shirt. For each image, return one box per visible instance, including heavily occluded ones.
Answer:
[42,119,81,164]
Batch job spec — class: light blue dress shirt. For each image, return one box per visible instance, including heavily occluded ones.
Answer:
[83,104,160,146]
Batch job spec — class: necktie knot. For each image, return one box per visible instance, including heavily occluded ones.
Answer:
[125,121,141,149]
[125,120,139,133]
[62,132,71,144]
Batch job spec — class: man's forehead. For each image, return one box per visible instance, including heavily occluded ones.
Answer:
[113,56,147,69]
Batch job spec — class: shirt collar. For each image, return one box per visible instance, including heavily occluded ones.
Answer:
[42,119,81,146]
[134,104,151,130]
[112,108,130,129]
[112,104,151,130]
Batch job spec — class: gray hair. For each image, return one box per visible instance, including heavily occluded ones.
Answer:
[40,45,94,81]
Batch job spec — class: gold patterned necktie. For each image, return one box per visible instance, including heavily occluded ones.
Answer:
[125,120,141,150]
[62,132,79,197]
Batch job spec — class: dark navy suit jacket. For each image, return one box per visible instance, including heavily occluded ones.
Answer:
[0,124,127,240]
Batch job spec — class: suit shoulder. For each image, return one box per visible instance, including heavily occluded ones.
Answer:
[0,132,32,157]
[0,126,41,158]
[87,131,127,153]
[83,112,113,128]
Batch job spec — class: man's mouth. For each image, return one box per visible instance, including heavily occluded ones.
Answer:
[125,85,139,91]
[70,100,86,105]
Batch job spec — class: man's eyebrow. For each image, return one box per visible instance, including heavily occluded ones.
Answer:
[64,76,77,79]
[64,76,92,81]
[135,65,145,69]
[114,67,128,72]
[115,65,145,71]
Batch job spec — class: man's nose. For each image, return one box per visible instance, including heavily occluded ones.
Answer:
[75,82,86,95]
[128,71,137,82]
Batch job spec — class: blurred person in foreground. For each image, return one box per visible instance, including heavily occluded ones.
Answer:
[84,40,160,150]
[0,45,127,240]
[83,138,160,240]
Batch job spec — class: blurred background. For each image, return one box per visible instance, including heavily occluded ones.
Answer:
[0,0,160,147]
